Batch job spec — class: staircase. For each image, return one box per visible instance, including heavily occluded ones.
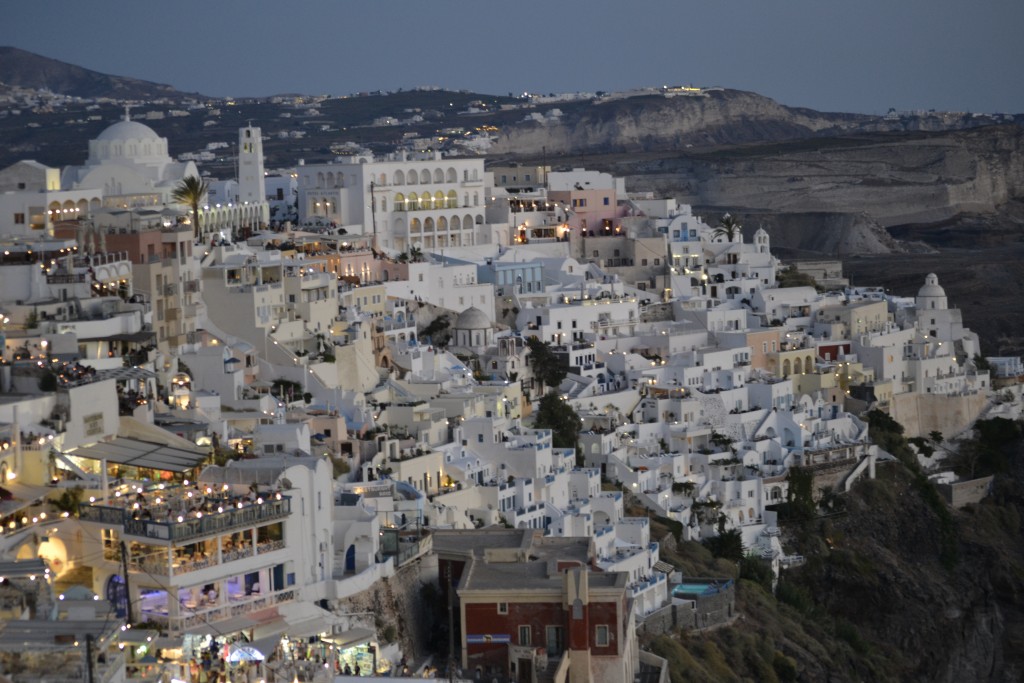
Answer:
[535,659,558,683]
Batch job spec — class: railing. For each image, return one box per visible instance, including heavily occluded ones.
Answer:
[164,282,178,296]
[80,496,291,543]
[46,273,86,284]
[164,587,297,632]
[184,279,200,293]
[131,541,280,577]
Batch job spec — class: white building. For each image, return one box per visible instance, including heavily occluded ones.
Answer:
[295,151,498,252]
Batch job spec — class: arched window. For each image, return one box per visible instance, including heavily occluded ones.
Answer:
[394,170,405,185]
[393,193,405,211]
[433,168,444,183]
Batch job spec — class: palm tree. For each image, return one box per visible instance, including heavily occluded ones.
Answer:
[409,245,424,263]
[172,175,209,239]
[712,213,742,243]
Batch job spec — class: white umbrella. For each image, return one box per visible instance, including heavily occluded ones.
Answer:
[227,645,265,663]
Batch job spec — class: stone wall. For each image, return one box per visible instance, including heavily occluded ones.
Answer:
[327,554,439,666]
[938,476,994,509]
[889,391,989,439]
[638,579,735,636]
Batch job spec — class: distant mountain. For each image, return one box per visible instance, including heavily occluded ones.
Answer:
[0,46,203,100]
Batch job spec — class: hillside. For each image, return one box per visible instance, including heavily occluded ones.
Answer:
[0,46,199,100]
[647,417,1024,683]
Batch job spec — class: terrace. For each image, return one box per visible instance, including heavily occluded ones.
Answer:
[79,482,291,545]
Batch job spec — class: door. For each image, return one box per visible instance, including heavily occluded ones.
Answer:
[545,625,564,657]
[517,658,533,683]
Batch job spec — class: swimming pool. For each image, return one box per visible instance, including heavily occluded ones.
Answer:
[672,581,727,597]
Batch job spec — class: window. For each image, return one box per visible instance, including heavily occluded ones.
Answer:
[519,625,531,646]
[497,602,508,614]
[14,213,24,224]
[641,259,648,266]
[603,197,610,206]
[654,258,661,266]
[595,625,609,646]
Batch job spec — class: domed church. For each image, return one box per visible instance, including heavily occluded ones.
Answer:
[61,109,199,207]
[452,306,495,354]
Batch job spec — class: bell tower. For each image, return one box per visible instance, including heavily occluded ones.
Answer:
[238,124,265,205]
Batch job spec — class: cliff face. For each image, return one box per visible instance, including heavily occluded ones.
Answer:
[490,89,871,155]
[609,126,1024,231]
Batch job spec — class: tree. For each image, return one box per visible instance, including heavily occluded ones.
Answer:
[172,175,210,239]
[526,337,567,391]
[703,528,744,562]
[533,391,582,450]
[409,245,424,262]
[712,213,742,242]
[784,466,816,521]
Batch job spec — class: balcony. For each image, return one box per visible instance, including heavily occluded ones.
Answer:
[129,539,285,577]
[164,308,180,322]
[184,279,200,293]
[164,282,178,296]
[141,586,298,634]
[79,495,291,544]
[46,273,87,284]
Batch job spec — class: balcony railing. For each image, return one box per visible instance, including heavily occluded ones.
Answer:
[142,587,297,633]
[80,496,291,543]
[164,282,178,296]
[46,273,87,284]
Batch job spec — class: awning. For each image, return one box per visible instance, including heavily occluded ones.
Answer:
[652,560,675,574]
[249,633,284,659]
[0,482,52,516]
[71,437,207,472]
[322,627,374,650]
[185,615,256,637]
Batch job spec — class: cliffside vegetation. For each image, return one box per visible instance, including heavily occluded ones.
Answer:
[645,414,1024,682]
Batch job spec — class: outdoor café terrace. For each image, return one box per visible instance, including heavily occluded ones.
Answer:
[79,481,290,545]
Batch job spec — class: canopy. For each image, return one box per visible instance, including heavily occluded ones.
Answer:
[71,437,207,473]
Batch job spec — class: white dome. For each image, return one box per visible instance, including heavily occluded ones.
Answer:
[95,119,162,143]
[917,273,946,299]
[454,306,491,330]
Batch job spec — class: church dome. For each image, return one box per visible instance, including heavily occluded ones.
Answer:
[95,119,162,143]
[454,306,491,330]
[917,273,946,299]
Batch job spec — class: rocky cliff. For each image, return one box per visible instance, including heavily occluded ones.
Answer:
[490,89,873,155]
[611,126,1024,229]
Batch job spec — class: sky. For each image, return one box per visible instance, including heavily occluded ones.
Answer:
[2,0,1022,115]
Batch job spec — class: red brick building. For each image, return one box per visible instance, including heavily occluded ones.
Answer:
[433,529,638,683]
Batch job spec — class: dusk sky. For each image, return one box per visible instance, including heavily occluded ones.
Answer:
[2,0,1022,114]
